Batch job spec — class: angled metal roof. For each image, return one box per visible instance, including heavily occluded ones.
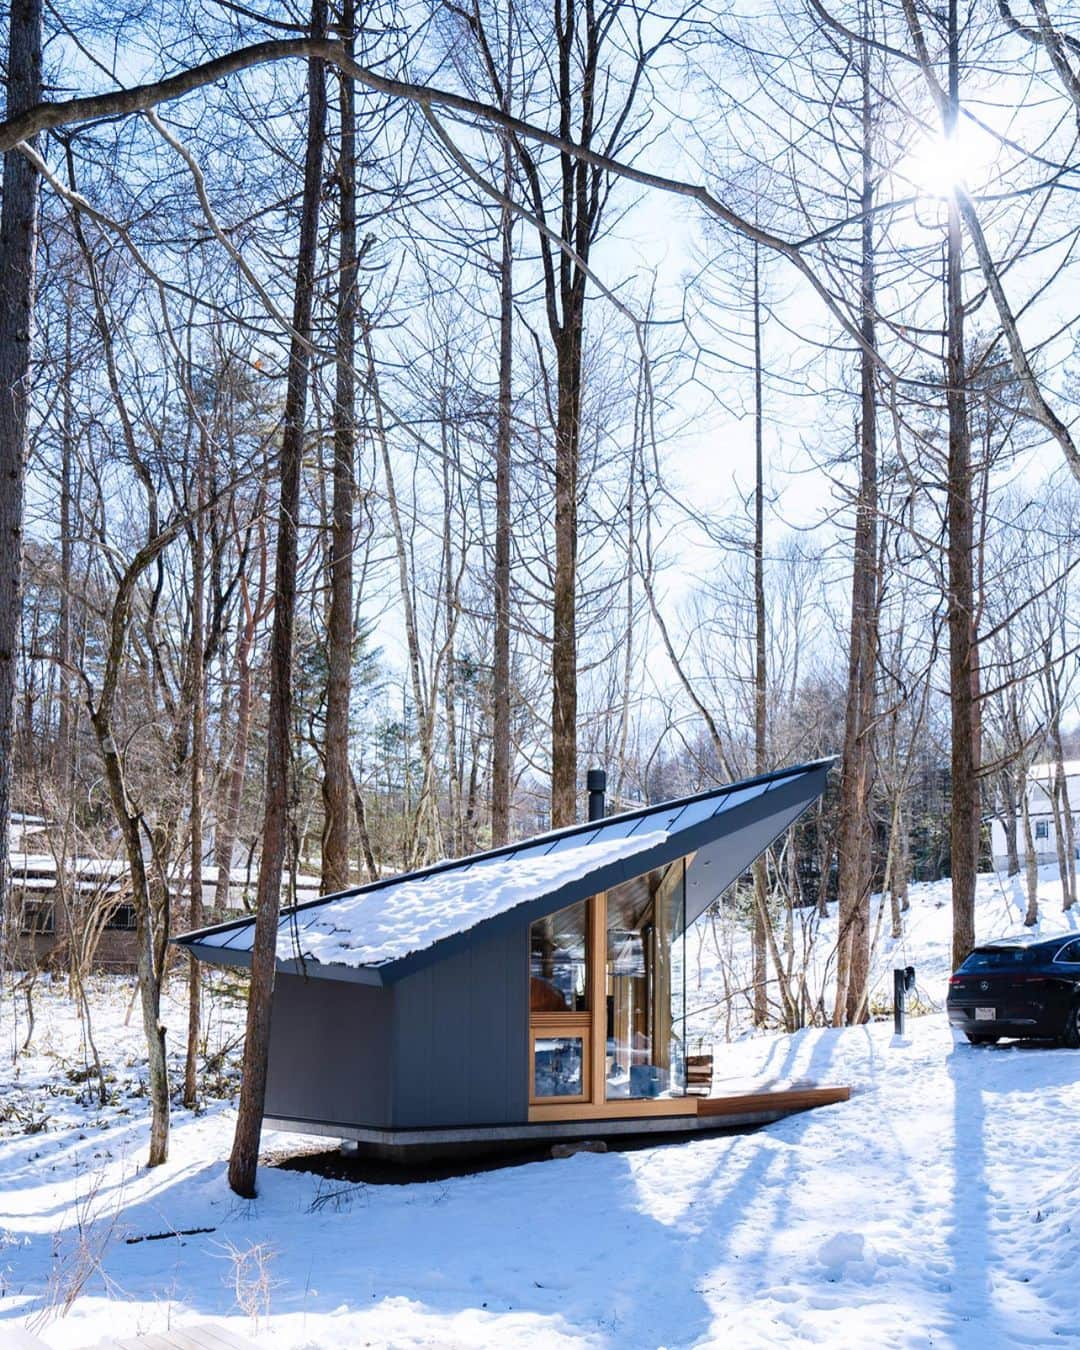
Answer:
[174,757,835,985]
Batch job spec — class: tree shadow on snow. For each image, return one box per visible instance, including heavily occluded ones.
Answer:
[0,1108,832,1348]
[941,1037,1080,1345]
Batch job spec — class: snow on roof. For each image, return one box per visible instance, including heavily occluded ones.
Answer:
[8,853,129,877]
[277,828,669,970]
[178,758,837,976]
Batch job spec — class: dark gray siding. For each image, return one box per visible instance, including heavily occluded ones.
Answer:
[390,923,528,1127]
[265,973,393,1128]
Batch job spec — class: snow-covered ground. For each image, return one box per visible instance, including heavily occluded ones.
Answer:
[3,867,1080,1348]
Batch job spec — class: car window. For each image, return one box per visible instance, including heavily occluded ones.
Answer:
[1056,940,1080,964]
[960,947,1040,970]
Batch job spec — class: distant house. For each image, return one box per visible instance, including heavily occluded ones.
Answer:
[6,826,321,973]
[990,762,1080,873]
[7,841,133,971]
[176,759,849,1160]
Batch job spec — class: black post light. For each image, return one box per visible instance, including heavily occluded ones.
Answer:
[587,768,607,822]
[893,965,916,1035]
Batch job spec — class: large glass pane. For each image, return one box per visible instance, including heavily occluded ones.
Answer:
[530,899,589,1012]
[606,859,687,1099]
[533,1035,585,1098]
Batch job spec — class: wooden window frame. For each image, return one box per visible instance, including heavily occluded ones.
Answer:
[19,899,55,936]
[529,1013,591,1105]
[527,879,697,1123]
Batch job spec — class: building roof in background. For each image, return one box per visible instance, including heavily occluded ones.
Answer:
[1028,762,1080,782]
[6,854,321,907]
[175,758,835,985]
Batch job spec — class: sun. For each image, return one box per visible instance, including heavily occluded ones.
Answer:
[903,132,969,198]
[898,120,1002,201]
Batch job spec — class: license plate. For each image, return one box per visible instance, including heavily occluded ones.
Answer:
[975,1007,996,1021]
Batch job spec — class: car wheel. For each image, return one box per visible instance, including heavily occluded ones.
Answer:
[965,1033,999,1045]
[1061,1004,1080,1049]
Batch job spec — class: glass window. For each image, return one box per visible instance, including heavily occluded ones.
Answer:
[1035,820,1049,840]
[533,1035,585,1098]
[1056,941,1080,965]
[530,900,588,1012]
[19,900,55,936]
[104,902,138,932]
[960,947,1039,970]
[605,859,686,1100]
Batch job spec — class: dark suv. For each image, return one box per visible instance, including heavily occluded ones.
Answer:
[947,937,1080,1045]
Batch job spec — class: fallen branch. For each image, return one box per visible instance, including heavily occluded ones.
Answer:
[124,1225,216,1245]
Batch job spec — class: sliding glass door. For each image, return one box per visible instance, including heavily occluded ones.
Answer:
[528,856,688,1112]
[605,859,686,1100]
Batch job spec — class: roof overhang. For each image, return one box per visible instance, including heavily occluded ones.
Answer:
[179,946,390,984]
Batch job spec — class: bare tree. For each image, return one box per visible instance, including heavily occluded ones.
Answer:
[229,0,329,1199]
[321,0,359,895]
[0,0,42,958]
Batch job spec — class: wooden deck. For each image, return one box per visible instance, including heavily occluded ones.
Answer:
[696,1083,851,1119]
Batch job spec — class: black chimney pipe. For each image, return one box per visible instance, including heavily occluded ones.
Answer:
[587,768,607,822]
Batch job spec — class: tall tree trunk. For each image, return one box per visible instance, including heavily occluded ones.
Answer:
[184,477,206,1108]
[1020,766,1039,926]
[750,242,768,1028]
[57,298,75,793]
[1046,665,1075,909]
[550,322,580,828]
[441,392,462,856]
[89,531,179,1166]
[349,766,378,882]
[213,505,265,912]
[944,0,980,973]
[0,0,42,943]
[213,627,253,907]
[491,138,514,847]
[361,324,441,864]
[63,148,175,1161]
[56,299,78,980]
[833,26,879,1026]
[497,0,644,829]
[444,0,517,845]
[96,734,171,1163]
[545,0,595,830]
[889,801,910,938]
[1048,763,1070,910]
[321,3,357,896]
[229,1,327,1198]
[1001,769,1020,877]
[1061,773,1075,911]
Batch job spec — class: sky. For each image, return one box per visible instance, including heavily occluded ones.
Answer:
[20,0,1080,760]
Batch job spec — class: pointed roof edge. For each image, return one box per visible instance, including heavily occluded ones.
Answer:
[173,757,838,959]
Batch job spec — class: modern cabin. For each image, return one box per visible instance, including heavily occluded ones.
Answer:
[175,759,847,1159]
